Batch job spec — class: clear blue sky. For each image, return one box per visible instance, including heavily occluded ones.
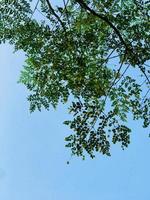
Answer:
[0,2,150,199]
[1,42,150,200]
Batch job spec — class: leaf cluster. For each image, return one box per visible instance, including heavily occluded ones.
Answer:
[0,0,149,158]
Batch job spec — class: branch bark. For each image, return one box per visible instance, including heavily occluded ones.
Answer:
[45,0,65,30]
[76,0,150,85]
[76,0,129,50]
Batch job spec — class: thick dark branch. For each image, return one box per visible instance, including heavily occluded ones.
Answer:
[45,0,65,30]
[76,0,128,50]
[76,0,150,85]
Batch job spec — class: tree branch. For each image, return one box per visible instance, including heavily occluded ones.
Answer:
[76,0,150,85]
[114,64,130,86]
[76,0,129,50]
[45,0,65,30]
[90,53,127,131]
[30,0,40,19]
[138,65,150,85]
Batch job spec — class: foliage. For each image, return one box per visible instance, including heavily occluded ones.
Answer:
[0,0,150,158]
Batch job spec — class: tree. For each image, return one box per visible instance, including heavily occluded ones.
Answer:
[0,0,150,158]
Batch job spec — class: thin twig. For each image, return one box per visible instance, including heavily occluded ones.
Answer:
[30,0,40,19]
[105,49,116,61]
[107,55,126,94]
[144,63,150,68]
[109,54,120,60]
[140,78,147,86]
[141,88,150,104]
[37,8,48,19]
[114,64,130,86]
[138,65,150,85]
[90,53,127,130]
[63,0,70,27]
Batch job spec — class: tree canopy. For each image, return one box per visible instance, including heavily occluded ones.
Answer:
[0,0,150,158]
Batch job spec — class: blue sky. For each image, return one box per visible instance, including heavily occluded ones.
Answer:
[0,1,150,200]
[1,41,150,200]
